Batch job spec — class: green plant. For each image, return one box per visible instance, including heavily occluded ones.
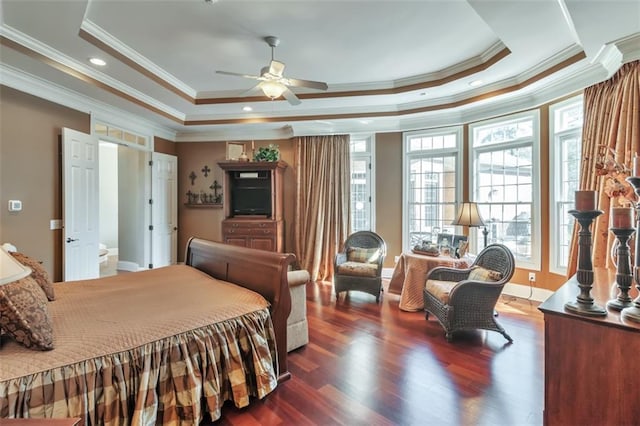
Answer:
[254,144,280,162]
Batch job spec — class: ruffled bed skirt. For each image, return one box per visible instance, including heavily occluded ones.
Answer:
[0,309,278,425]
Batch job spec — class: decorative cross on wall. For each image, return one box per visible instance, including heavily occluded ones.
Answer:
[210,180,222,197]
[201,165,211,177]
[189,171,197,185]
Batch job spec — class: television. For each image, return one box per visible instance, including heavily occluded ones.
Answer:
[231,185,272,216]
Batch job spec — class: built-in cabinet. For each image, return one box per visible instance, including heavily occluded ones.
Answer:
[218,161,287,252]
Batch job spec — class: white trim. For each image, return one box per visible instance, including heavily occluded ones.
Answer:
[0,24,185,121]
[382,267,394,279]
[468,110,542,270]
[80,19,197,98]
[402,126,463,253]
[548,95,583,275]
[0,64,177,141]
[503,282,554,303]
[349,133,376,233]
[116,260,140,272]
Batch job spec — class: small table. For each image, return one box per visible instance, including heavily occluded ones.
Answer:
[389,251,470,312]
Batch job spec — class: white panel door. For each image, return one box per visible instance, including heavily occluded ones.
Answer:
[63,128,99,281]
[151,152,178,267]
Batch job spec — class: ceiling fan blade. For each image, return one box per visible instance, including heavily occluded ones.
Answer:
[282,87,301,106]
[240,83,264,97]
[268,60,285,78]
[216,70,262,80]
[286,77,328,91]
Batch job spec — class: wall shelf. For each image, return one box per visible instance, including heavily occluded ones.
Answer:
[184,203,223,209]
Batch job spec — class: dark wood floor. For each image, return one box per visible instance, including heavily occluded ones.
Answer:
[216,280,544,425]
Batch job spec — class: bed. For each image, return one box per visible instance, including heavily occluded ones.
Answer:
[0,237,294,424]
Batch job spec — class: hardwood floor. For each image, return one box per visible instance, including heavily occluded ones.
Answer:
[215,280,544,425]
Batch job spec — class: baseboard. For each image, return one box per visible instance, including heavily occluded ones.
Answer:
[503,282,554,302]
[382,267,394,279]
[116,260,140,272]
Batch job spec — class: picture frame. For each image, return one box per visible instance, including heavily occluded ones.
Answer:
[226,141,245,161]
[436,233,453,249]
[452,234,468,249]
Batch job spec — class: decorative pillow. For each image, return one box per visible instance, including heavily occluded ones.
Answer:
[347,247,381,264]
[468,266,503,282]
[0,275,54,350]
[10,252,55,301]
[337,261,378,277]
[425,279,457,304]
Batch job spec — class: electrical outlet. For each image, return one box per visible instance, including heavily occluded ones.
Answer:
[528,272,536,282]
[394,255,400,263]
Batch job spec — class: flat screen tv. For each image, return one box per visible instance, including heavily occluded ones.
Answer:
[231,186,272,216]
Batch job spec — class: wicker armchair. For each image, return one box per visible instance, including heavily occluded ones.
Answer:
[423,243,515,342]
[334,231,387,302]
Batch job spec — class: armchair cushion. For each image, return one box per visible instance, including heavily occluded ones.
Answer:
[468,266,502,282]
[337,261,378,277]
[346,247,381,264]
[425,279,457,304]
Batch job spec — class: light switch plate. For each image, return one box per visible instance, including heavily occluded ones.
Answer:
[50,219,63,230]
[8,200,22,212]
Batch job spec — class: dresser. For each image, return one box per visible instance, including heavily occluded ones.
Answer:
[538,268,640,425]
[218,160,286,252]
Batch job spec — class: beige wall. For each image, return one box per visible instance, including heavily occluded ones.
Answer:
[0,84,571,291]
[175,139,295,260]
[154,136,177,155]
[375,132,403,268]
[0,86,90,281]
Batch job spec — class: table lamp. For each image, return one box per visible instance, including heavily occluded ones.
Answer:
[451,201,489,247]
[0,247,31,285]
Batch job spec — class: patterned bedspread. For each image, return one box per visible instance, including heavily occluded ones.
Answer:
[0,265,278,425]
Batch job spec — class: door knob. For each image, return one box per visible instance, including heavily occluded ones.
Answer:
[66,237,78,243]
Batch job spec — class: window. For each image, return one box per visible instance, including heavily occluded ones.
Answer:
[550,96,583,274]
[470,111,540,269]
[350,135,375,232]
[403,127,462,251]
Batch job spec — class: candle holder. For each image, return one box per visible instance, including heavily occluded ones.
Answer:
[622,176,640,323]
[607,227,635,311]
[565,209,607,317]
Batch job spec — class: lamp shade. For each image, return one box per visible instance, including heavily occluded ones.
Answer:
[0,247,31,285]
[260,81,286,99]
[451,202,486,227]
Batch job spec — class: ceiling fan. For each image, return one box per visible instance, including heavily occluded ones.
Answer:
[216,36,328,105]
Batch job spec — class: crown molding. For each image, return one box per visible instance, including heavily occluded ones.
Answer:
[79,19,197,101]
[0,23,186,122]
[593,31,640,77]
[0,63,177,141]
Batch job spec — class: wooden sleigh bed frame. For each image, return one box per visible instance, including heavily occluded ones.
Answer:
[0,237,295,424]
[184,237,295,381]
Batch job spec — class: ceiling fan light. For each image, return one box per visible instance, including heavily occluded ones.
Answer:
[261,81,286,99]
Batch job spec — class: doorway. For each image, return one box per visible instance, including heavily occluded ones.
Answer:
[98,141,149,277]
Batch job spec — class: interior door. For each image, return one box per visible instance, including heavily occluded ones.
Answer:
[151,152,178,267]
[63,128,99,281]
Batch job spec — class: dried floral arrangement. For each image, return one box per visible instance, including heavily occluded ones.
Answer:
[594,145,637,207]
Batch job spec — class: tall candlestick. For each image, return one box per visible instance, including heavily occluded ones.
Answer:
[634,154,640,177]
[575,190,597,211]
[611,207,634,229]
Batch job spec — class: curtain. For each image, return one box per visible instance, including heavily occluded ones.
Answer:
[567,61,640,277]
[293,135,350,281]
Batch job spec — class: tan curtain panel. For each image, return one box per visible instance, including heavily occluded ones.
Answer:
[293,135,350,281]
[567,61,640,277]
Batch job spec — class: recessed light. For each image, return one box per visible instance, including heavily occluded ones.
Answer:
[359,120,371,125]
[242,106,253,112]
[89,57,106,66]
[469,79,483,87]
